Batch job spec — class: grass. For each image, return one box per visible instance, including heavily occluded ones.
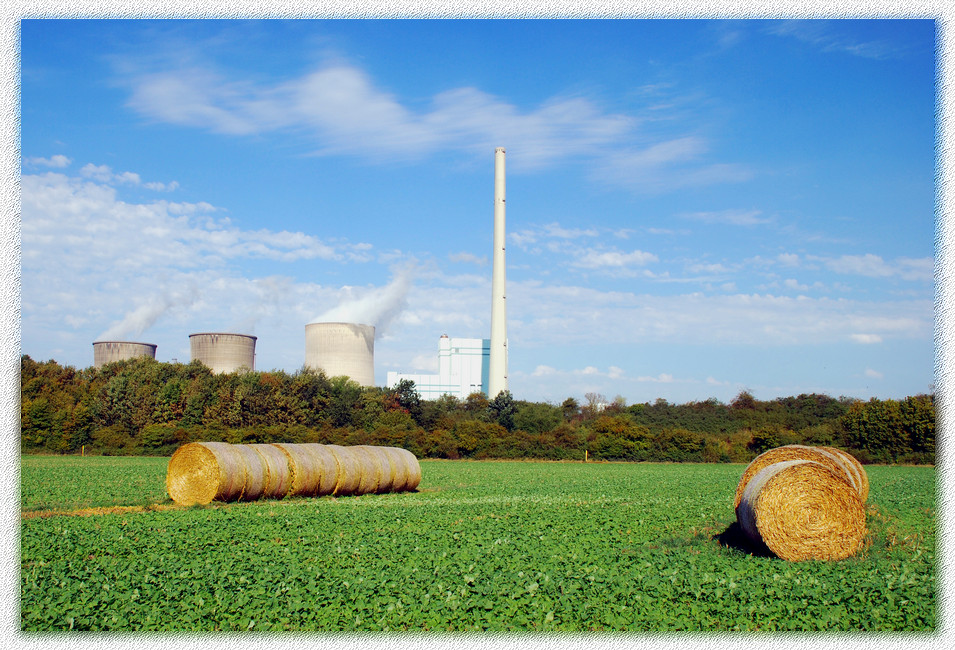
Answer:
[19,455,937,632]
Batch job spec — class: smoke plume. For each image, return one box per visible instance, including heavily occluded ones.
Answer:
[97,287,198,341]
[311,266,414,338]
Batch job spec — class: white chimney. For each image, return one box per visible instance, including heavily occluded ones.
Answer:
[488,147,508,397]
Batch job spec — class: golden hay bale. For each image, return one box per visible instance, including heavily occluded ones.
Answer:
[272,443,325,497]
[734,444,865,509]
[822,446,869,502]
[166,442,247,505]
[325,444,362,496]
[232,444,269,501]
[167,442,421,504]
[249,443,293,499]
[382,447,410,492]
[384,446,421,492]
[367,446,397,494]
[736,459,866,561]
[350,446,383,495]
[302,444,339,497]
[400,447,422,491]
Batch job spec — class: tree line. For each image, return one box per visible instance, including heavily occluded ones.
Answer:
[19,355,935,464]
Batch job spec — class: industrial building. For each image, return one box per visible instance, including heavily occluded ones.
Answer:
[387,335,489,401]
[189,332,257,374]
[92,341,157,368]
[305,322,376,387]
[387,147,508,400]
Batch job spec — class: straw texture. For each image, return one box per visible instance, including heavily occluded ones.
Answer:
[736,459,867,561]
[165,442,246,506]
[734,444,868,509]
[326,444,362,496]
[166,442,421,505]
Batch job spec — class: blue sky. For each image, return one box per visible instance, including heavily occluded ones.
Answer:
[17,18,937,405]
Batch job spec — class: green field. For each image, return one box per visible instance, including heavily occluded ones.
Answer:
[19,455,936,632]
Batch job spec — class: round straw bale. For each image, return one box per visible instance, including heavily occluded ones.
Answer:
[382,447,410,492]
[232,444,269,501]
[383,446,421,492]
[166,442,247,505]
[393,447,421,491]
[366,446,397,494]
[301,444,339,496]
[736,459,866,561]
[325,444,362,496]
[822,446,869,502]
[350,446,383,495]
[249,443,293,499]
[272,443,324,497]
[734,444,863,509]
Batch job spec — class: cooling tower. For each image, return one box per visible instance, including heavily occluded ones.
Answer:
[189,333,257,374]
[305,322,375,387]
[92,341,157,369]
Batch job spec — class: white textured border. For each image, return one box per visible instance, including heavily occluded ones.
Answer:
[3,3,952,649]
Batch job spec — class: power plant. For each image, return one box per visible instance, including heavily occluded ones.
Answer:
[92,341,157,368]
[189,332,257,374]
[387,147,509,400]
[387,335,490,400]
[88,148,508,394]
[305,322,376,387]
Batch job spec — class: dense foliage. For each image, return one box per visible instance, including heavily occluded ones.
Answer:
[20,457,936,631]
[20,355,935,464]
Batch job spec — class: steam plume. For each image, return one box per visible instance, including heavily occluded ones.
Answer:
[97,287,198,341]
[311,266,414,338]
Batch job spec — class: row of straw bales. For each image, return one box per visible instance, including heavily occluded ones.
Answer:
[166,442,421,506]
[735,445,869,562]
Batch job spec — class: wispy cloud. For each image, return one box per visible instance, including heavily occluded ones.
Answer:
[449,252,487,266]
[20,164,382,350]
[79,163,180,192]
[507,283,931,347]
[814,254,933,282]
[118,55,749,193]
[767,20,909,61]
[682,209,771,226]
[124,63,632,169]
[24,154,72,168]
[572,249,658,271]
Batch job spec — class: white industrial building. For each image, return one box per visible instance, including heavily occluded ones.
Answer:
[387,335,490,400]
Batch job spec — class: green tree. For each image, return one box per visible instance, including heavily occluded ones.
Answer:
[486,390,516,431]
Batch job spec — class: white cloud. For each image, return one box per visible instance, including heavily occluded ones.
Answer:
[532,365,557,377]
[573,249,658,270]
[24,154,72,168]
[767,20,905,61]
[820,254,933,282]
[592,139,753,193]
[683,209,770,226]
[507,284,931,347]
[20,167,383,353]
[777,253,800,267]
[687,262,731,274]
[851,333,883,344]
[449,252,487,266]
[637,373,675,383]
[79,162,179,191]
[117,58,748,193]
[123,62,633,169]
[865,368,885,379]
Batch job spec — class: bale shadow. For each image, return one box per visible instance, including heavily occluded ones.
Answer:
[713,521,776,558]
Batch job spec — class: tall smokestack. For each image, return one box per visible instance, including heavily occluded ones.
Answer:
[488,147,508,397]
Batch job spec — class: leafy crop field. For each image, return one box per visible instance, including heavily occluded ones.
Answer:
[20,456,936,632]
